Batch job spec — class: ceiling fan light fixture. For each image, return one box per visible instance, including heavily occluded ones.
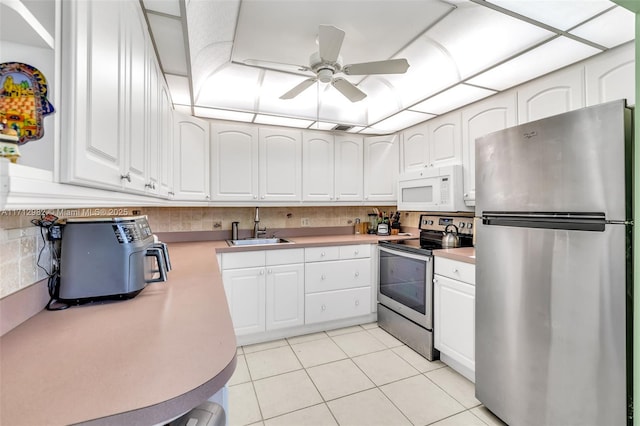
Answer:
[317,68,334,83]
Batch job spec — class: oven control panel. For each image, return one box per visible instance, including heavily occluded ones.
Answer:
[419,214,474,235]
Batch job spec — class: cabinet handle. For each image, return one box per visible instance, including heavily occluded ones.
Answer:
[453,268,459,273]
[120,173,131,182]
[354,271,359,278]
[260,270,265,275]
[321,274,326,280]
[433,278,439,284]
[336,196,340,200]
[168,191,175,196]
[355,299,360,306]
[261,195,265,199]
[253,195,258,199]
[464,193,469,198]
[321,304,326,311]
[268,269,272,274]
[354,250,359,255]
[321,252,325,257]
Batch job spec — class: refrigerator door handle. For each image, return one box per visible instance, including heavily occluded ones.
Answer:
[481,212,606,232]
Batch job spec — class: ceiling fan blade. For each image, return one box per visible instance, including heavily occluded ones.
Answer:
[280,77,317,99]
[243,59,311,74]
[318,25,345,63]
[343,58,410,75]
[332,78,366,102]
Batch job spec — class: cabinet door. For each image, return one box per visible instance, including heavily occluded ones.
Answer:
[363,135,399,202]
[122,2,148,193]
[266,264,304,330]
[429,112,462,167]
[434,274,475,373]
[585,42,635,107]
[158,83,174,197]
[222,267,266,336]
[517,66,585,124]
[401,123,429,172]
[211,123,259,201]
[145,46,161,195]
[60,0,126,190]
[334,135,364,201]
[302,132,334,201]
[461,92,517,206]
[259,128,302,201]
[173,113,210,200]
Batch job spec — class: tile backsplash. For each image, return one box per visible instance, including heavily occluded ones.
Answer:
[0,206,396,299]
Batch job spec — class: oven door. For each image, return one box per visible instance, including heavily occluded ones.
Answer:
[378,246,433,329]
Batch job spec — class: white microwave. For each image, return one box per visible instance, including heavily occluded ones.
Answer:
[397,165,470,212]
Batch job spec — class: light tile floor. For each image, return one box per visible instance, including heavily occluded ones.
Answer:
[228,323,506,426]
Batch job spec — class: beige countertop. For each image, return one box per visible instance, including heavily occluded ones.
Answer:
[432,246,476,264]
[0,242,237,426]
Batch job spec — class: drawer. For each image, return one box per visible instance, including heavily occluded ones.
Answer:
[266,248,304,266]
[221,251,265,269]
[434,256,475,285]
[305,246,340,262]
[305,258,371,293]
[305,287,372,324]
[339,244,371,260]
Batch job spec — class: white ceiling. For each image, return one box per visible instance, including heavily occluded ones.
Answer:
[142,0,635,134]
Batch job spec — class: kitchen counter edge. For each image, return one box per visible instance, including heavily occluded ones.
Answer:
[432,247,476,264]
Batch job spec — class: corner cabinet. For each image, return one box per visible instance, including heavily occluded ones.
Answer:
[363,135,399,203]
[173,114,210,201]
[434,256,476,382]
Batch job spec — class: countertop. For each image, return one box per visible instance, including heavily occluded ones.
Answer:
[432,246,476,264]
[0,242,237,426]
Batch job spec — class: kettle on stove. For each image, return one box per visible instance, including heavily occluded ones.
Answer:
[442,224,460,248]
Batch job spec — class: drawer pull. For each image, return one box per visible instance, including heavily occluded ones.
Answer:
[355,299,360,306]
[321,274,326,280]
[321,252,326,257]
[354,250,359,255]
[354,271,359,278]
[321,304,326,311]
[260,270,265,275]
[453,268,459,273]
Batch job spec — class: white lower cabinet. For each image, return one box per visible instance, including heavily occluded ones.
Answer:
[221,249,304,337]
[304,244,374,325]
[434,256,476,382]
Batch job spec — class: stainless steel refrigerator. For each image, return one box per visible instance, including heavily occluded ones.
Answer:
[475,99,633,426]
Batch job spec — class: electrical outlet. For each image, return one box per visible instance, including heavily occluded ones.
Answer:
[301,218,310,227]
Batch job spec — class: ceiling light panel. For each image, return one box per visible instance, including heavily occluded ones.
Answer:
[196,64,261,111]
[254,115,315,128]
[346,126,366,133]
[569,7,635,48]
[427,2,555,81]
[467,36,601,91]
[257,71,321,119]
[487,0,614,31]
[309,122,339,131]
[378,37,460,108]
[410,84,497,115]
[165,75,191,104]
[143,0,181,16]
[370,111,435,133]
[147,14,188,75]
[360,78,405,124]
[194,107,255,122]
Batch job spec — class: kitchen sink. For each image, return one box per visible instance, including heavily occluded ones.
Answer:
[227,238,294,246]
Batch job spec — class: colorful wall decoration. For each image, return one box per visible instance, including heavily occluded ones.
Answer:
[0,62,55,145]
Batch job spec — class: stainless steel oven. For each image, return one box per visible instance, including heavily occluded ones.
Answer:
[377,214,474,361]
[378,240,437,360]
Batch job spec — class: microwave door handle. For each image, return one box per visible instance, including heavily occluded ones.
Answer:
[146,247,167,283]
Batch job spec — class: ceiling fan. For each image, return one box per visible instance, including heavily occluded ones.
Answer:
[244,25,410,102]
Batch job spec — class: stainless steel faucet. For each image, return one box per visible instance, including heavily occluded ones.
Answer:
[253,207,266,238]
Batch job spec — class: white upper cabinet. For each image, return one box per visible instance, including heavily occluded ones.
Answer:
[585,42,635,107]
[335,135,364,202]
[517,66,585,124]
[158,83,174,198]
[173,113,210,201]
[211,123,259,201]
[259,128,302,202]
[363,135,399,203]
[60,0,127,190]
[428,112,462,167]
[60,0,172,197]
[302,132,335,202]
[461,92,517,206]
[401,123,429,173]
